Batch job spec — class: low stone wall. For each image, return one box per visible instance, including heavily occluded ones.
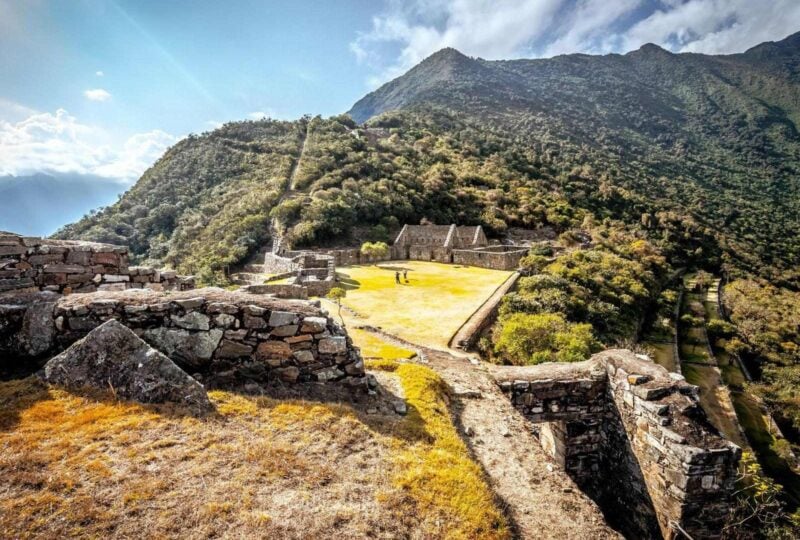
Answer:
[2,288,365,389]
[452,246,528,271]
[408,245,452,263]
[263,252,299,274]
[493,350,739,540]
[240,283,309,299]
[0,232,193,295]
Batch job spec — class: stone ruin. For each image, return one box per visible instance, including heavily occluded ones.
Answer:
[0,233,737,537]
[2,288,365,390]
[492,350,740,540]
[0,231,194,295]
[392,223,528,270]
[0,233,365,395]
[252,250,338,297]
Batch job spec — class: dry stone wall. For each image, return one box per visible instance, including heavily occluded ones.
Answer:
[493,350,739,540]
[452,246,528,271]
[0,232,193,296]
[2,288,365,389]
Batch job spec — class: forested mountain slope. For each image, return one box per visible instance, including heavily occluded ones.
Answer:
[59,32,800,286]
[351,33,800,284]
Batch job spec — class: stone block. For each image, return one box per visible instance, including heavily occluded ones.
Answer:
[270,324,298,337]
[243,314,267,329]
[98,283,127,291]
[269,310,297,327]
[300,316,327,333]
[215,339,253,359]
[284,334,312,344]
[318,336,346,354]
[256,340,292,361]
[213,314,237,328]
[143,327,222,368]
[102,274,130,283]
[174,297,204,310]
[171,312,210,331]
[276,366,300,383]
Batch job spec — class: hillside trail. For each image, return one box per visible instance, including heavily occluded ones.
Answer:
[233,123,310,283]
[269,122,310,255]
[359,326,619,539]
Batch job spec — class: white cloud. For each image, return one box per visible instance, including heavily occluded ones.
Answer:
[95,70,104,77]
[84,88,112,102]
[352,0,564,87]
[247,110,275,120]
[622,0,800,55]
[352,0,800,87]
[0,108,177,181]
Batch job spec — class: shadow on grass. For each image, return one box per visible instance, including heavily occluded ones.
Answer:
[334,272,361,291]
[732,390,800,511]
[0,376,52,433]
[246,376,432,445]
[375,264,413,272]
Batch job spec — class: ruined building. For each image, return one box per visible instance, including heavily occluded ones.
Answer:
[392,223,528,270]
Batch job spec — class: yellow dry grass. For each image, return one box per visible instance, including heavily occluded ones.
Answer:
[348,327,416,360]
[0,362,507,539]
[333,260,512,349]
[370,360,509,539]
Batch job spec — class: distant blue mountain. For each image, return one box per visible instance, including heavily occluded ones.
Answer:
[0,173,127,237]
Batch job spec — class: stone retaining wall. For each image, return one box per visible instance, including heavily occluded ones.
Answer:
[493,350,739,540]
[452,246,528,271]
[2,288,365,389]
[0,232,193,295]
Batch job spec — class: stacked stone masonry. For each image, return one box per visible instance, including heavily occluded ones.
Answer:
[0,232,194,296]
[1,288,365,389]
[493,350,739,540]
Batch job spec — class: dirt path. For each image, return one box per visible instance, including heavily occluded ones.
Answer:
[269,122,310,254]
[359,326,618,539]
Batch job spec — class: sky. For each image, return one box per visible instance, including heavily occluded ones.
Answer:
[2,0,800,184]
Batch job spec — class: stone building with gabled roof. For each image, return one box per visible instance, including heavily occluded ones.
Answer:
[391,223,527,271]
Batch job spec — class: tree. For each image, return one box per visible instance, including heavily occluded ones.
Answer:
[327,287,347,327]
[494,312,599,366]
[360,241,389,261]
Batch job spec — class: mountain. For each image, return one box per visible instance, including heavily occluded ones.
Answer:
[350,34,800,284]
[0,173,126,237]
[58,32,800,286]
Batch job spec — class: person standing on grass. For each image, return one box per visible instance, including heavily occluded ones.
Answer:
[403,270,408,283]
[395,271,401,284]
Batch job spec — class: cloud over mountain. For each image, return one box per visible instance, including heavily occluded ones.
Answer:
[352,0,800,87]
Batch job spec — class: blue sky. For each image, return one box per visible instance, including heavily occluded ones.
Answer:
[2,0,799,182]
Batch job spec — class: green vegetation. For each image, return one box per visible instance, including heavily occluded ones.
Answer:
[352,38,800,286]
[494,232,665,365]
[725,280,800,445]
[493,312,598,365]
[360,241,389,259]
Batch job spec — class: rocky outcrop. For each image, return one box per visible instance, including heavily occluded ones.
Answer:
[41,320,212,412]
[493,350,740,540]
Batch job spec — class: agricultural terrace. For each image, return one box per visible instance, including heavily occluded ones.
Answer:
[331,261,513,350]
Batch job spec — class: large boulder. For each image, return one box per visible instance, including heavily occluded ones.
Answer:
[41,320,212,413]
